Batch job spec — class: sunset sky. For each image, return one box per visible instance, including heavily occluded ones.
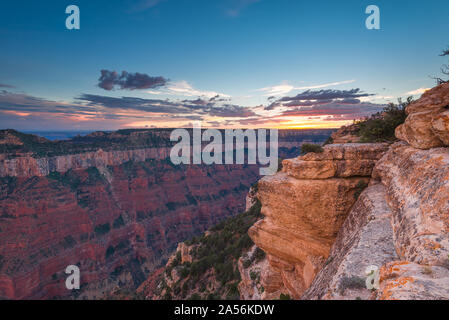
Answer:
[0,0,448,131]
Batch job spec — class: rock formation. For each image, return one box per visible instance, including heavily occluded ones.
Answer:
[395,82,449,149]
[0,160,259,300]
[330,124,361,144]
[246,82,449,300]
[0,128,331,300]
[248,143,389,299]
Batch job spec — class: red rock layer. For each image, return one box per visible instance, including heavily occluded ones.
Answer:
[0,160,259,299]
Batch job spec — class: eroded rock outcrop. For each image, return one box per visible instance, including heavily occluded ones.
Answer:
[245,83,449,300]
[395,82,449,149]
[248,143,388,298]
[330,124,361,144]
[373,142,449,266]
[369,141,449,299]
[377,261,449,300]
[302,184,397,300]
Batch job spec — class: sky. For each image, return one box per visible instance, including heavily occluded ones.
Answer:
[0,0,448,131]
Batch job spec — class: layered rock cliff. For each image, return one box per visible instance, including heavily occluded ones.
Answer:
[247,143,388,299]
[137,200,263,300]
[0,128,331,300]
[245,82,449,300]
[0,160,259,300]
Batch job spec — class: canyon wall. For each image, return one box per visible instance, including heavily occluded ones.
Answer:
[0,159,259,299]
[0,128,332,299]
[0,147,171,178]
[247,143,388,298]
[246,82,449,300]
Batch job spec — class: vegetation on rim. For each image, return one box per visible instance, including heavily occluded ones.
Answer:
[148,200,263,300]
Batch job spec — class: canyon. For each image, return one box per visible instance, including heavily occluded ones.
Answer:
[0,128,331,299]
[152,82,449,300]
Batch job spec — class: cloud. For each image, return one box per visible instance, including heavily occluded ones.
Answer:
[257,80,356,96]
[78,94,186,113]
[0,84,383,130]
[0,83,15,88]
[278,88,373,103]
[78,94,255,118]
[207,104,257,118]
[405,88,430,96]
[0,90,97,115]
[163,81,231,99]
[127,0,166,13]
[225,0,260,17]
[279,102,384,121]
[260,88,383,121]
[264,88,372,111]
[98,70,169,91]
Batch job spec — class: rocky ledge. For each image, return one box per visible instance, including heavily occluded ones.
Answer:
[248,143,389,298]
[245,82,449,300]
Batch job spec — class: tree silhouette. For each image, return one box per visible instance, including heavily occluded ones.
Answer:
[435,46,449,84]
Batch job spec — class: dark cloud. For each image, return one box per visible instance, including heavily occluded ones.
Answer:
[0,90,97,115]
[279,88,374,103]
[98,70,169,91]
[264,101,282,111]
[78,94,256,118]
[0,83,15,88]
[280,101,384,120]
[181,95,230,107]
[207,104,257,118]
[78,94,185,113]
[261,88,383,121]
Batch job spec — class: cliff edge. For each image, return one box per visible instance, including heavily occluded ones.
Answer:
[247,82,449,300]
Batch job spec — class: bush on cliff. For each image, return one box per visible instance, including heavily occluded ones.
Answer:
[355,97,412,143]
[161,199,263,300]
[301,143,324,155]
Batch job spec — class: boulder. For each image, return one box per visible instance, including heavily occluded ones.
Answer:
[395,82,449,149]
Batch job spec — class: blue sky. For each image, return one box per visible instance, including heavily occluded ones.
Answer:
[0,0,448,130]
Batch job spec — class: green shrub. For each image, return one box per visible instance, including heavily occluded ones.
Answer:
[60,235,77,249]
[179,265,190,278]
[242,258,252,269]
[105,246,115,259]
[163,199,263,299]
[226,282,240,300]
[356,97,412,142]
[301,143,324,155]
[250,271,259,281]
[323,136,334,145]
[339,276,366,294]
[94,223,111,236]
[112,215,125,229]
[189,293,201,300]
[254,247,266,262]
[354,180,368,200]
[279,293,291,300]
